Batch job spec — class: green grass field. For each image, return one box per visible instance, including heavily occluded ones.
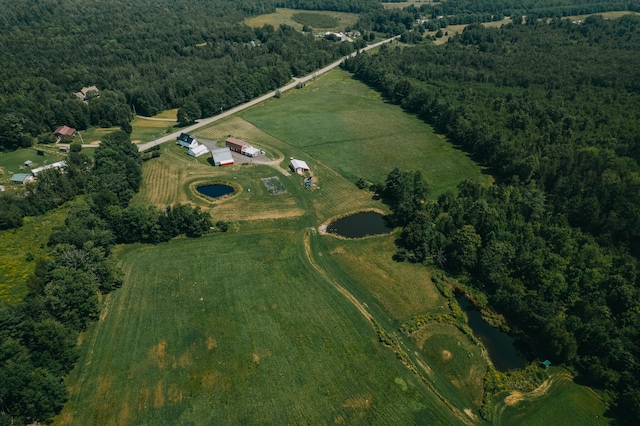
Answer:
[492,368,612,425]
[244,8,359,32]
[56,68,614,425]
[240,69,489,197]
[0,147,63,186]
[58,229,463,425]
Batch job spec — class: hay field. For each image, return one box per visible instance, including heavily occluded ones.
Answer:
[240,69,489,197]
[57,231,463,425]
[244,8,359,32]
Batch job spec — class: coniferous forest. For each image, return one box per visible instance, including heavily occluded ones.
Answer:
[3,0,640,424]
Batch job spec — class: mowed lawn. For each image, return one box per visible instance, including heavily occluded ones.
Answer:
[241,69,489,197]
[57,229,460,425]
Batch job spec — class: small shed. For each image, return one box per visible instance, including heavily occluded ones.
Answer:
[290,159,310,174]
[53,126,76,141]
[11,173,33,184]
[242,146,261,157]
[226,137,249,153]
[24,160,33,167]
[188,144,209,157]
[210,147,234,166]
[177,133,198,149]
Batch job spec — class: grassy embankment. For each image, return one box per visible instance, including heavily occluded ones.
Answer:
[57,69,610,424]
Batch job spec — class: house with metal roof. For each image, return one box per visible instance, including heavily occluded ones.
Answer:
[177,133,198,149]
[53,125,76,141]
[210,147,234,166]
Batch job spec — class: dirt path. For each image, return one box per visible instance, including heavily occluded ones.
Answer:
[302,228,475,425]
[303,228,373,323]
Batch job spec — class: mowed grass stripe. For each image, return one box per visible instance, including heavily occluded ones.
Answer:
[59,232,460,425]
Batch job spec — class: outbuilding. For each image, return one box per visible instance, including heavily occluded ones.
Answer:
[11,173,33,184]
[210,147,234,166]
[177,133,198,149]
[290,159,310,174]
[31,161,67,176]
[188,144,209,157]
[225,137,249,153]
[242,146,261,157]
[24,160,33,167]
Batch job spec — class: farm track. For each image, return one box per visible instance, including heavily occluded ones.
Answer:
[302,228,475,425]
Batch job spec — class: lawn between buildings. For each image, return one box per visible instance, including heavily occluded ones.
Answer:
[57,69,610,424]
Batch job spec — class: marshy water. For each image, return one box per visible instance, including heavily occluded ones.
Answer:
[456,294,526,372]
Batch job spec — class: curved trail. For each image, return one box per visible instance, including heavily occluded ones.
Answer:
[302,228,474,425]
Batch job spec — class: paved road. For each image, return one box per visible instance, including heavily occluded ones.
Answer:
[137,36,400,152]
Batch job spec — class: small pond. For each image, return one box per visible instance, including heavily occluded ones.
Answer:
[327,212,393,238]
[196,184,235,198]
[456,294,526,372]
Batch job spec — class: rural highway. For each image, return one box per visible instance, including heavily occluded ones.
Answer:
[137,35,400,152]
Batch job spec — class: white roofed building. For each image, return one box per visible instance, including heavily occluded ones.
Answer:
[188,144,209,157]
[290,159,310,174]
[210,147,234,166]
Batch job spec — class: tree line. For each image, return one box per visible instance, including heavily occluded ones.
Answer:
[345,15,640,422]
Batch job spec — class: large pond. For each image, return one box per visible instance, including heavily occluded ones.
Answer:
[327,212,393,238]
[456,294,526,372]
[196,184,234,198]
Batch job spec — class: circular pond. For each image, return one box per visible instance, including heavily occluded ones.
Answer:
[327,211,393,238]
[196,184,235,199]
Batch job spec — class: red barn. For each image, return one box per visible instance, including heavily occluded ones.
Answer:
[226,137,249,153]
[53,125,76,141]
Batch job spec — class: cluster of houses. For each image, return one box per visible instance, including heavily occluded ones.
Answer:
[10,161,67,185]
[176,133,265,167]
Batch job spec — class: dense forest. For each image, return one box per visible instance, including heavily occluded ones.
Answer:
[344,15,640,421]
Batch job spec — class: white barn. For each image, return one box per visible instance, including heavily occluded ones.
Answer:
[290,159,310,174]
[188,144,208,157]
[210,147,234,166]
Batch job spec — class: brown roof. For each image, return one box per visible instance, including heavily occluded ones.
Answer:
[225,137,249,148]
[54,125,76,137]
